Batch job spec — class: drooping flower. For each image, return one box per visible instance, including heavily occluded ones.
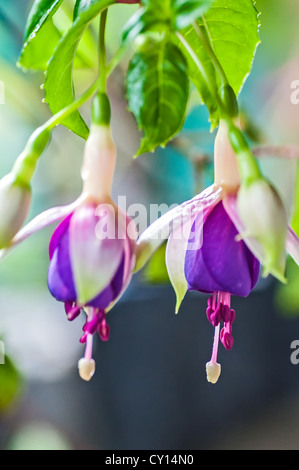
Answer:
[0,94,137,381]
[135,120,299,384]
[48,197,136,381]
[46,103,137,380]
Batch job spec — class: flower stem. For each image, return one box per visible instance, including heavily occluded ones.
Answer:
[12,10,128,185]
[192,20,228,89]
[178,24,262,186]
[176,31,220,110]
[98,9,108,93]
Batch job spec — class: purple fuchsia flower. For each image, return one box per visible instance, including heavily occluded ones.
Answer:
[135,121,299,384]
[0,114,137,381]
[48,198,136,381]
[47,120,137,381]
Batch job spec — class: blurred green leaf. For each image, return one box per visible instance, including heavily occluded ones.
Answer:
[0,354,22,412]
[18,0,64,70]
[179,0,260,126]
[172,0,213,30]
[203,0,261,96]
[143,242,170,285]
[122,0,212,44]
[23,0,63,41]
[276,258,299,316]
[18,19,61,71]
[291,164,299,237]
[44,0,116,139]
[126,38,189,156]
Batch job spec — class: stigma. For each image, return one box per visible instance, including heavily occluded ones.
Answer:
[77,307,110,381]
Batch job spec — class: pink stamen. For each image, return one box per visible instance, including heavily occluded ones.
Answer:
[206,291,235,356]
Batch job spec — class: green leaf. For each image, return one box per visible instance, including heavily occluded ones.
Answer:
[202,0,261,96]
[143,242,170,285]
[44,0,116,139]
[19,20,62,71]
[126,38,189,156]
[178,0,260,127]
[122,0,212,44]
[172,0,213,30]
[0,354,22,412]
[18,0,64,70]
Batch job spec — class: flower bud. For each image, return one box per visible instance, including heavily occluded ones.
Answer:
[0,173,31,248]
[237,178,288,282]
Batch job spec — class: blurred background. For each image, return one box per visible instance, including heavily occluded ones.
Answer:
[1,0,299,450]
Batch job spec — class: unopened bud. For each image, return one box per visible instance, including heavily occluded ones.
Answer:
[206,361,221,384]
[237,178,288,282]
[78,357,96,381]
[0,173,31,248]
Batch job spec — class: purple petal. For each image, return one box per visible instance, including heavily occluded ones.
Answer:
[47,249,76,302]
[135,185,223,272]
[185,201,260,297]
[47,216,76,301]
[49,213,73,260]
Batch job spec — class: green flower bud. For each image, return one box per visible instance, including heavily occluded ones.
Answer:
[0,173,31,248]
[237,179,288,283]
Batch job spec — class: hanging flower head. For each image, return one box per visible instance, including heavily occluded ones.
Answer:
[0,94,137,381]
[135,120,299,384]
[47,93,137,381]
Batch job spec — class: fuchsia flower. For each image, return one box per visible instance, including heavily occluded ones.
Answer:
[0,118,137,381]
[46,123,137,381]
[135,121,299,384]
[47,199,136,381]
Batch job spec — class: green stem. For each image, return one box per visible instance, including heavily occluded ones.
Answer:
[225,119,262,185]
[99,9,108,92]
[43,79,101,133]
[177,27,262,185]
[12,15,128,185]
[193,20,228,88]
[193,20,238,118]
[176,31,220,108]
